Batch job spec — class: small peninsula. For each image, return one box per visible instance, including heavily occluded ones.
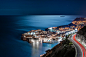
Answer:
[21,17,86,57]
[21,17,86,44]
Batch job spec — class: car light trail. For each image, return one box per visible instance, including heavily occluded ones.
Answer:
[73,34,86,57]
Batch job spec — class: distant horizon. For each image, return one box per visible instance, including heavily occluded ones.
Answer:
[0,14,85,16]
[0,0,86,15]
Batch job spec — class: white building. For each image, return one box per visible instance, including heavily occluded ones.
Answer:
[48,27,53,32]
[65,28,78,36]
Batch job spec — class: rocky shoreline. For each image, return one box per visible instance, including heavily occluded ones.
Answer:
[40,38,75,57]
[21,17,86,57]
[21,17,86,44]
[76,26,86,45]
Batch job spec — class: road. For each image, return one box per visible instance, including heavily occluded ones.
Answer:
[69,34,86,57]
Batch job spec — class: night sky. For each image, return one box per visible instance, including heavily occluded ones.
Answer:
[0,0,86,15]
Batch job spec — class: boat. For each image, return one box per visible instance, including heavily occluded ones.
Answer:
[60,16,65,17]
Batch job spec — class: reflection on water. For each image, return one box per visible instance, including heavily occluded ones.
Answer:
[31,40,43,57]
[32,40,40,48]
[31,39,59,57]
[0,15,85,57]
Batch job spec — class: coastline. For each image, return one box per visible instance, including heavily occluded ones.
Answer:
[21,17,86,44]
[21,17,86,57]
[40,40,66,57]
[41,38,76,57]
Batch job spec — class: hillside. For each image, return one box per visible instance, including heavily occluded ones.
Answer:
[77,26,86,38]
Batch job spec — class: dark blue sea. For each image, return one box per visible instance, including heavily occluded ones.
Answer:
[0,15,85,57]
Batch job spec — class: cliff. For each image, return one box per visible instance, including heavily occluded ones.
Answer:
[76,26,86,43]
[41,39,75,57]
[73,18,86,21]
[77,26,86,38]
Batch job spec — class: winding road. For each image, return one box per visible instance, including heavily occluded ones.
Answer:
[69,34,86,57]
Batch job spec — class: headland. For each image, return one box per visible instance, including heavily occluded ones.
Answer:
[21,17,86,44]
